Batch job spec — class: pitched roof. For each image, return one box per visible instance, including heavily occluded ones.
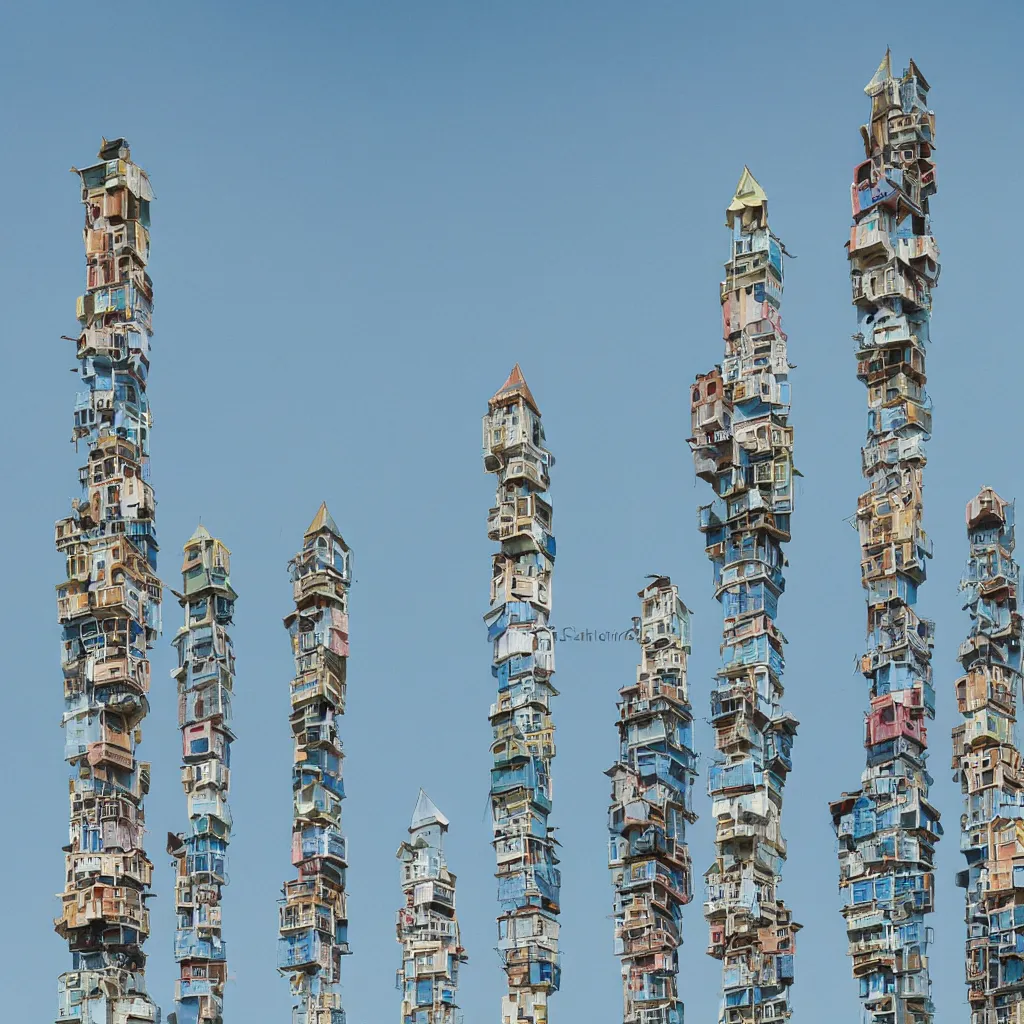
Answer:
[188,523,212,544]
[490,363,539,414]
[304,502,343,540]
[727,166,768,216]
[906,57,930,91]
[966,486,1010,530]
[864,48,892,95]
[410,788,449,831]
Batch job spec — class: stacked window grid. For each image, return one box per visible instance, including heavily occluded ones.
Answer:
[395,790,468,1023]
[482,366,560,1024]
[829,52,942,1024]
[55,138,161,1024]
[277,506,353,1024]
[954,490,1024,1024]
[607,576,696,1024]
[167,527,238,1024]
[690,168,801,1024]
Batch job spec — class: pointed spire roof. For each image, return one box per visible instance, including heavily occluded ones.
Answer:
[967,487,1011,530]
[489,363,539,414]
[185,522,232,556]
[864,48,892,95]
[726,166,768,229]
[907,57,930,91]
[304,502,343,541]
[410,788,449,831]
[188,523,212,544]
[727,166,767,215]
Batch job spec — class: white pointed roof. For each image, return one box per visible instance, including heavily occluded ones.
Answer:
[410,788,449,831]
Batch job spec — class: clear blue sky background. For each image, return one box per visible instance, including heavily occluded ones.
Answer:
[2,1,1022,1019]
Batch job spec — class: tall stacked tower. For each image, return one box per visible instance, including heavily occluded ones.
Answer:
[829,53,942,1024]
[690,168,800,1024]
[395,790,468,1023]
[953,489,1024,1021]
[54,138,161,1024]
[167,526,238,1024]
[482,365,560,1024]
[277,505,353,1024]
[607,576,696,1024]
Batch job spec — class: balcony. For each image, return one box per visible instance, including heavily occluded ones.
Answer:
[281,902,336,935]
[277,930,334,972]
[57,592,91,622]
[93,584,131,615]
[174,932,227,962]
[619,927,680,957]
[184,851,228,884]
[849,219,893,258]
[293,571,346,605]
[291,671,345,710]
[59,893,150,934]
[503,456,548,490]
[293,826,347,868]
[699,501,727,531]
[86,742,134,771]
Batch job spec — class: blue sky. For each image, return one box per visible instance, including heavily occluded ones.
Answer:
[2,1,1023,1020]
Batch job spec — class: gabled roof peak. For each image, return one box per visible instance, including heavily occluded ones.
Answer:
[184,523,231,556]
[304,502,343,541]
[726,166,768,227]
[906,57,929,91]
[490,363,540,414]
[410,788,449,831]
[864,48,893,95]
[728,166,767,210]
[966,487,1012,530]
[188,523,212,544]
